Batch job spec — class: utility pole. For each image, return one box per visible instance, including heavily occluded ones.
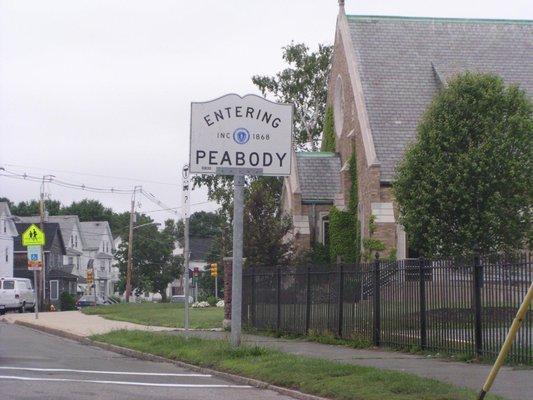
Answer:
[230,174,245,347]
[125,186,141,303]
[39,175,53,311]
[182,165,190,338]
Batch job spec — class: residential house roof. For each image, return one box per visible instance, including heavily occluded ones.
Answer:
[296,152,341,203]
[17,215,86,250]
[0,202,18,236]
[13,222,66,254]
[79,221,114,251]
[345,15,533,182]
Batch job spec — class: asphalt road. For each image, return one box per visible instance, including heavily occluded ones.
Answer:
[0,322,291,400]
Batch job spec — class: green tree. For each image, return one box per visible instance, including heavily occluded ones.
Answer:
[176,211,224,239]
[114,219,181,301]
[194,41,331,262]
[62,199,114,222]
[9,199,61,216]
[252,42,332,150]
[394,72,533,257]
[243,178,292,267]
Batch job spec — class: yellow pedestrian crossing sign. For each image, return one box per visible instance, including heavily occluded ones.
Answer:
[22,224,46,246]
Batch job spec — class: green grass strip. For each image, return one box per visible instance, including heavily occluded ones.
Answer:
[91,330,501,400]
[82,303,223,329]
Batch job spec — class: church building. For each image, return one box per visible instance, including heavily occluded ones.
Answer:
[281,2,532,259]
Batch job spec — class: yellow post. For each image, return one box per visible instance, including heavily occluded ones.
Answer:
[477,280,533,399]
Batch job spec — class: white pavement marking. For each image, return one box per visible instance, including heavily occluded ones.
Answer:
[0,375,252,389]
[0,366,211,377]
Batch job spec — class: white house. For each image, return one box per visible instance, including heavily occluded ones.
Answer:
[0,202,18,277]
[80,221,116,298]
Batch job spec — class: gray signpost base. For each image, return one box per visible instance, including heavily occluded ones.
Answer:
[230,174,245,347]
[33,270,39,319]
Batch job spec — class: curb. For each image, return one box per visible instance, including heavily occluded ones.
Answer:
[9,319,329,400]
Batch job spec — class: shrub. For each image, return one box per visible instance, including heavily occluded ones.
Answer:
[59,292,76,311]
[206,296,218,306]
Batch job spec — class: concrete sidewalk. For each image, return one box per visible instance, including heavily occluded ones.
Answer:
[169,330,532,400]
[1,310,174,336]
[2,311,531,400]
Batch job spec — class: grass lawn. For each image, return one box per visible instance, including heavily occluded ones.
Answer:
[92,330,501,400]
[82,302,223,329]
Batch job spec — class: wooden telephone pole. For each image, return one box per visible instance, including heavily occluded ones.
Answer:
[125,186,141,303]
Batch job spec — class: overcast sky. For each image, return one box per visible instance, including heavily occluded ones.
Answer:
[1,0,531,222]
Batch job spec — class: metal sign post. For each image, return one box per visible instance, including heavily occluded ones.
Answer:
[189,94,292,346]
[23,226,45,320]
[182,164,190,338]
[230,174,245,346]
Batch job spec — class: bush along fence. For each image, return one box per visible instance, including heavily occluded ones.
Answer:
[242,253,532,364]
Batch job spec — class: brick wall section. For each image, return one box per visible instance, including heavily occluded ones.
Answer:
[327,28,396,255]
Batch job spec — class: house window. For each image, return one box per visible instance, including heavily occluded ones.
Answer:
[70,235,74,247]
[68,257,74,265]
[50,280,59,300]
[321,216,330,248]
[75,235,78,247]
[5,247,8,263]
[3,221,6,233]
[334,75,344,138]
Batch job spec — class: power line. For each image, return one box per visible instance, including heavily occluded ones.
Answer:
[1,168,213,219]
[3,163,179,187]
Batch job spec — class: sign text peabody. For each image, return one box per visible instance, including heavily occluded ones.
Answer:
[190,94,292,176]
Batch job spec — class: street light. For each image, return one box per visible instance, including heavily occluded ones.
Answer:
[125,221,161,302]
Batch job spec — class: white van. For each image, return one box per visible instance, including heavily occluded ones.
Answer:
[0,278,36,314]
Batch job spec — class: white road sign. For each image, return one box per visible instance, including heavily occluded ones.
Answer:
[190,94,293,176]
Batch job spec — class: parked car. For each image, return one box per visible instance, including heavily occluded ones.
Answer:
[0,277,36,314]
[75,295,108,308]
[170,295,193,304]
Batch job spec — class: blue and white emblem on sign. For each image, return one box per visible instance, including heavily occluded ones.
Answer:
[233,128,250,144]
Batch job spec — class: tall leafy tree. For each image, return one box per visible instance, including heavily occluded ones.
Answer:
[394,72,533,257]
[9,199,61,216]
[252,42,332,151]
[114,219,180,300]
[244,177,292,267]
[193,41,331,261]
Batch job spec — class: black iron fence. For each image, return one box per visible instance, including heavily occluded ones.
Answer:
[242,253,532,364]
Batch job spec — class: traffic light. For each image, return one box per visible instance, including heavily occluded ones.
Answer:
[210,263,218,277]
[86,269,94,284]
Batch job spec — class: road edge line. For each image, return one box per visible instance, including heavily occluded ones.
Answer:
[10,320,329,400]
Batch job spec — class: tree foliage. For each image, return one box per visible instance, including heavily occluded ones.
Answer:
[328,206,358,263]
[244,178,292,267]
[177,211,225,239]
[114,219,181,300]
[394,72,533,257]
[252,42,332,151]
[328,153,361,263]
[320,105,336,152]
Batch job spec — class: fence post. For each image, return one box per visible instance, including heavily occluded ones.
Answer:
[276,266,281,331]
[419,257,427,349]
[305,266,311,334]
[373,253,381,346]
[337,263,344,338]
[250,267,256,327]
[473,253,483,357]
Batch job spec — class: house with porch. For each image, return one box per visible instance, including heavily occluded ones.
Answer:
[80,221,116,298]
[17,215,86,293]
[13,222,76,308]
[282,2,533,259]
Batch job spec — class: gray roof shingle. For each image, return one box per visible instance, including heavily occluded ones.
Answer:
[296,152,341,202]
[346,15,533,182]
[17,215,85,249]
